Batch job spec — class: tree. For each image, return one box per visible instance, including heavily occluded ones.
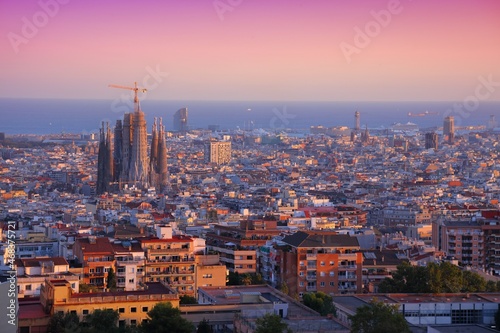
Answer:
[486,280,497,292]
[462,270,486,292]
[180,295,198,305]
[47,311,81,333]
[255,313,291,333]
[79,283,99,293]
[139,302,194,333]
[83,308,120,333]
[241,273,253,286]
[227,271,241,285]
[349,299,410,333]
[302,292,336,316]
[107,267,117,290]
[279,281,289,295]
[196,318,213,333]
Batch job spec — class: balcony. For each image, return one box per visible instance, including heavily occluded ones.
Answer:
[85,272,105,278]
[306,285,317,292]
[306,275,317,281]
[307,265,317,271]
[339,265,357,270]
[338,275,357,281]
[149,248,188,254]
[306,253,317,259]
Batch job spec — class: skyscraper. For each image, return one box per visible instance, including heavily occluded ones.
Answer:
[425,132,438,150]
[443,116,455,144]
[354,111,360,131]
[173,107,188,133]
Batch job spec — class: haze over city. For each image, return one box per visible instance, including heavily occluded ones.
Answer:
[1,0,500,102]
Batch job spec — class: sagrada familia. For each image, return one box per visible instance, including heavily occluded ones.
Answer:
[97,84,168,194]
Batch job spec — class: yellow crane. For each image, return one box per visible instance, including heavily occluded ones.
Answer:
[108,82,147,109]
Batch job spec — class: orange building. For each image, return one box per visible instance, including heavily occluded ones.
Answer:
[73,236,115,288]
[278,231,363,298]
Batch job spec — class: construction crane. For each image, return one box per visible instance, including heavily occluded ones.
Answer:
[108,82,147,110]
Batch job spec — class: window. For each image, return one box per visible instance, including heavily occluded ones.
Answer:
[247,256,253,260]
[299,282,304,287]
[25,285,32,291]
[299,272,304,276]
[130,267,135,273]
[320,272,325,277]
[130,320,137,326]
[83,309,89,315]
[131,307,137,313]
[203,274,213,278]
[117,267,125,273]
[89,268,95,273]
[119,320,125,328]
[129,279,134,283]
[330,261,334,266]
[119,308,125,313]
[142,307,148,312]
[330,282,335,287]
[320,261,325,266]
[329,271,335,277]
[299,261,304,266]
[320,282,325,287]
[70,310,77,315]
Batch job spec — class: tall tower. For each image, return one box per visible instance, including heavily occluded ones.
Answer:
[354,111,360,131]
[149,118,159,188]
[425,132,438,150]
[113,120,123,182]
[129,100,149,187]
[173,107,188,133]
[157,118,168,192]
[97,122,113,194]
[121,113,134,181]
[443,116,455,144]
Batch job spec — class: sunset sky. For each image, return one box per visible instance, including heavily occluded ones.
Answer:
[1,0,499,101]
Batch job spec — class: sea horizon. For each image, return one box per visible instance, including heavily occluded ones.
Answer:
[0,98,498,135]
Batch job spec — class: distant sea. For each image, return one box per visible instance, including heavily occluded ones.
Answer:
[0,98,498,135]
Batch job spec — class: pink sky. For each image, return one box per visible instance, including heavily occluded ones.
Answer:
[0,0,499,101]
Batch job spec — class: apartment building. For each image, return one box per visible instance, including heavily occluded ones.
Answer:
[277,231,363,298]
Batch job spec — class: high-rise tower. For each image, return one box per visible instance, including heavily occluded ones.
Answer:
[425,132,438,150]
[173,107,188,133]
[443,116,455,144]
[113,119,123,182]
[354,111,360,131]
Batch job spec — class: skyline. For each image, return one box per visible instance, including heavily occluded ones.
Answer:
[1,0,500,102]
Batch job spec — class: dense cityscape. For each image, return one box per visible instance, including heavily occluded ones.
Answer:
[1,91,500,332]
[2,0,500,332]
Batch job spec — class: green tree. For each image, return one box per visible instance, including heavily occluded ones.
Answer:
[83,308,120,333]
[279,281,289,295]
[302,292,336,316]
[227,271,241,285]
[439,262,463,293]
[196,318,213,333]
[486,280,497,292]
[180,295,198,305]
[241,273,253,286]
[349,299,410,333]
[462,270,486,292]
[107,267,117,290]
[139,302,194,333]
[255,313,291,333]
[79,283,99,293]
[47,311,81,333]
[251,273,263,284]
